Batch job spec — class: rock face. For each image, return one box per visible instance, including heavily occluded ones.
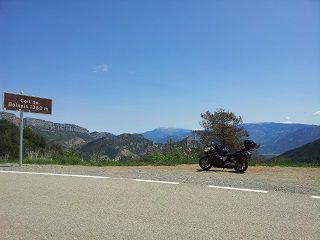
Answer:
[0,112,89,134]
[23,118,90,134]
[0,112,20,126]
[0,112,92,148]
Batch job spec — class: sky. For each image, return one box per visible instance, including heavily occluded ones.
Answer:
[0,0,319,134]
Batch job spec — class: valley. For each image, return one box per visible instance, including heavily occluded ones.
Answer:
[1,111,319,164]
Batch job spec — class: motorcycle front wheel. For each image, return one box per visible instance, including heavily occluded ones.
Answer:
[199,156,212,171]
[234,160,248,173]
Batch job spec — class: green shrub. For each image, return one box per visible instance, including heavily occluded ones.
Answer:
[149,145,198,166]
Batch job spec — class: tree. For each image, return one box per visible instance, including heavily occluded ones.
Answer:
[197,108,248,151]
[0,119,49,159]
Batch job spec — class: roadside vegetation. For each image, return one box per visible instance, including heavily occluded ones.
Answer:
[1,145,199,167]
[250,156,320,167]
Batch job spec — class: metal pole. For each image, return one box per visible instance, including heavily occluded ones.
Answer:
[19,110,24,167]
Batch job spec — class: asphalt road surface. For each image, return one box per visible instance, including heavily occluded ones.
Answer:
[0,165,319,240]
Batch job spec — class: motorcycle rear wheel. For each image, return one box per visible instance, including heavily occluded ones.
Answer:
[234,161,248,173]
[199,156,212,171]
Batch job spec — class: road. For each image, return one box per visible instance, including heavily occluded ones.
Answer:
[0,165,319,239]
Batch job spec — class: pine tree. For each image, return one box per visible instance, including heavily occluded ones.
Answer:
[197,108,248,151]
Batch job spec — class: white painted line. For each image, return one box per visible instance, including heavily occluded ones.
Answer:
[311,196,320,199]
[0,170,110,179]
[133,179,179,185]
[208,185,268,193]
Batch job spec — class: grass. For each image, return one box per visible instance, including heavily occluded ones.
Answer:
[0,148,199,167]
[0,158,198,167]
[250,158,320,168]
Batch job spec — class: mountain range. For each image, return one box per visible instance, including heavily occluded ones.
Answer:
[273,138,320,164]
[143,128,193,143]
[242,123,320,154]
[142,124,320,155]
[1,112,319,157]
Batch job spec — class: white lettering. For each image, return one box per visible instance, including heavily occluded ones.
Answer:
[21,99,31,104]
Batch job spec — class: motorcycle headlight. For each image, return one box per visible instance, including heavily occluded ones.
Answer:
[204,147,210,153]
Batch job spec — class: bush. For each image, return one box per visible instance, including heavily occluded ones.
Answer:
[149,145,198,166]
[0,120,49,160]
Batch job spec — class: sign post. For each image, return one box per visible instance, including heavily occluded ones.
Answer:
[19,110,23,167]
[3,92,52,166]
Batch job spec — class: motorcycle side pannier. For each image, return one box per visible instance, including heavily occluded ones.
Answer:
[244,140,256,150]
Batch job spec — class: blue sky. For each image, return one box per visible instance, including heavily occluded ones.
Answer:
[1,0,319,134]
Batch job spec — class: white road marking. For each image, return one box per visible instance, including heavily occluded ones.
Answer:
[311,196,320,199]
[133,179,179,185]
[208,185,268,193]
[0,170,110,179]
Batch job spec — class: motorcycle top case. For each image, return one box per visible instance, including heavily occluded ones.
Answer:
[244,140,256,150]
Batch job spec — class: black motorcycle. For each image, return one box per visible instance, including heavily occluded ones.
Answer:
[199,140,256,173]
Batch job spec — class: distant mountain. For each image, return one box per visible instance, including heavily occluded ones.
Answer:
[80,134,156,161]
[90,131,115,140]
[273,138,320,163]
[142,124,320,155]
[243,123,320,154]
[143,128,193,143]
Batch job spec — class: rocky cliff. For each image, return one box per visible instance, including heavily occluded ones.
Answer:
[0,112,89,134]
[0,112,20,126]
[0,112,92,148]
[23,118,90,134]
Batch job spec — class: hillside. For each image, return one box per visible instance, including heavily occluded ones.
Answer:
[0,119,53,159]
[90,131,115,140]
[267,126,320,154]
[273,138,320,164]
[80,134,156,161]
[243,123,320,154]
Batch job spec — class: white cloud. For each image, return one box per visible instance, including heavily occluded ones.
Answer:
[93,64,112,73]
[282,121,294,124]
[281,116,293,123]
[313,110,320,116]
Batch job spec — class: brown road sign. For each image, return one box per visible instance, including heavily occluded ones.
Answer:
[3,92,52,114]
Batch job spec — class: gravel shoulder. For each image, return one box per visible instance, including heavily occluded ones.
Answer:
[1,164,319,195]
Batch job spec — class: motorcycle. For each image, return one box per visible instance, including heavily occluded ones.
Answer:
[199,140,256,173]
